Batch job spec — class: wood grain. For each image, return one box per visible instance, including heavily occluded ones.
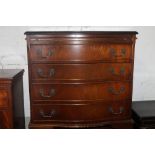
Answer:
[31,101,131,122]
[29,44,133,63]
[31,63,132,82]
[31,82,132,101]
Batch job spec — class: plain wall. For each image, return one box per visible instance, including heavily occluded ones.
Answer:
[0,26,154,117]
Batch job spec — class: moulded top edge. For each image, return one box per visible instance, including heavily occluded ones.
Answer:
[24,31,138,35]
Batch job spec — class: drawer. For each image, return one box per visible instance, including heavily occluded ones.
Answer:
[29,44,132,62]
[31,101,131,122]
[31,82,132,101]
[31,63,132,81]
[0,90,9,108]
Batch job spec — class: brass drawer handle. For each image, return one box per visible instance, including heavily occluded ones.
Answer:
[109,67,125,76]
[108,86,125,95]
[109,48,116,57]
[39,89,55,98]
[121,48,126,56]
[40,109,56,118]
[37,49,54,58]
[109,107,124,115]
[47,50,54,57]
[37,68,55,78]
[109,48,126,57]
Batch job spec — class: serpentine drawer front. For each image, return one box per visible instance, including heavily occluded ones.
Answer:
[31,63,132,81]
[29,44,132,62]
[25,31,138,129]
[31,82,131,101]
[31,102,131,122]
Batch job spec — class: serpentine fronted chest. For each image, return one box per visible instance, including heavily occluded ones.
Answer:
[25,31,138,128]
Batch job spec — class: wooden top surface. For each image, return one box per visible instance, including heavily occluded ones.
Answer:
[0,69,24,80]
[132,101,155,119]
[25,31,138,35]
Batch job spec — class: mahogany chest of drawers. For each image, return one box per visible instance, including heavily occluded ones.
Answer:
[25,31,138,129]
[0,69,25,129]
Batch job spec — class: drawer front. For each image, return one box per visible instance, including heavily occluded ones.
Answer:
[31,63,132,81]
[0,90,9,108]
[31,101,131,122]
[0,110,12,128]
[31,82,132,101]
[29,44,132,62]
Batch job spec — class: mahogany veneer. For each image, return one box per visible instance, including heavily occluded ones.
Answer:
[25,31,138,129]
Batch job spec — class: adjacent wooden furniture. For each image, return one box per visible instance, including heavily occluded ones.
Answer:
[25,31,138,129]
[0,69,25,129]
[132,101,155,129]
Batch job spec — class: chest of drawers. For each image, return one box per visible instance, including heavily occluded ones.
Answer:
[25,31,138,128]
[0,69,25,128]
